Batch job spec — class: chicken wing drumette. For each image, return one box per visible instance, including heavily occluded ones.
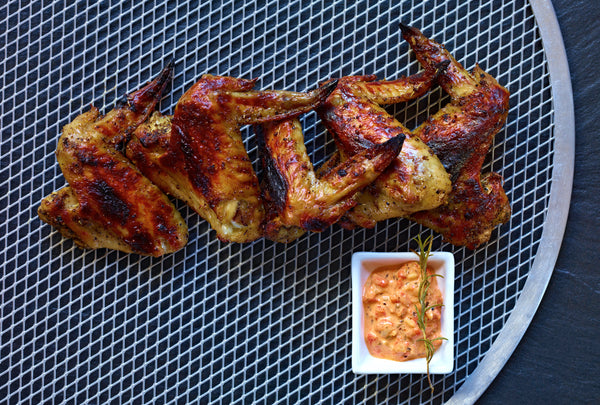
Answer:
[127,76,337,242]
[317,68,452,227]
[401,24,511,249]
[38,66,188,256]
[258,118,403,243]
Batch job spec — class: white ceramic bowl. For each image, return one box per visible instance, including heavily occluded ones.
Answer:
[351,251,454,374]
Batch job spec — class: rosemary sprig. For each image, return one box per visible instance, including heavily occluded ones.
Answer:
[411,234,447,394]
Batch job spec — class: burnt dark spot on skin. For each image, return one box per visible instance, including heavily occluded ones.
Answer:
[257,126,288,212]
[137,130,157,148]
[302,217,329,232]
[75,147,99,167]
[124,232,155,255]
[462,178,479,189]
[68,161,84,175]
[128,146,149,170]
[86,178,130,225]
[114,94,129,109]
[101,159,117,171]
[337,169,347,177]
[151,210,182,244]
[113,138,129,154]
[170,124,211,197]
[189,166,212,199]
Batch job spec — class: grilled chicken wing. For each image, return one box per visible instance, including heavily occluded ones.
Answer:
[317,69,452,228]
[400,24,511,248]
[258,118,403,243]
[127,75,337,243]
[38,66,188,256]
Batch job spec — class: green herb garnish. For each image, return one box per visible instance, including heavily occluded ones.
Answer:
[411,234,447,394]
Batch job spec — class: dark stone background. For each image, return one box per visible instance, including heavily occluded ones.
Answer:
[481,1,600,403]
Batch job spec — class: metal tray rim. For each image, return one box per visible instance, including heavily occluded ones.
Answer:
[448,0,575,402]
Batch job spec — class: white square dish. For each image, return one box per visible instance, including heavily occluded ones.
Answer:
[351,251,454,374]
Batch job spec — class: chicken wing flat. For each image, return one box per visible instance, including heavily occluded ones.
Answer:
[126,75,337,243]
[38,66,188,256]
[400,24,511,248]
[258,118,403,243]
[317,70,452,228]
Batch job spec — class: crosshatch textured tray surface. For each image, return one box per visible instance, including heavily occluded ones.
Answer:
[1,1,573,403]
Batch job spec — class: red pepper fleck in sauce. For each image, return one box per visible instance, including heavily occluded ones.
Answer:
[362,262,443,362]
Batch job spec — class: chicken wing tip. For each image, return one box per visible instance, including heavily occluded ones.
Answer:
[380,133,405,155]
[398,22,415,34]
[157,61,174,85]
[317,78,339,99]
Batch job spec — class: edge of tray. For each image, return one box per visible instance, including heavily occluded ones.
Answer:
[447,0,575,403]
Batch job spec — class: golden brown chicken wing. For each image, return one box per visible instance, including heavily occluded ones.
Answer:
[400,24,511,249]
[317,69,452,228]
[38,66,188,256]
[127,76,337,243]
[258,118,403,242]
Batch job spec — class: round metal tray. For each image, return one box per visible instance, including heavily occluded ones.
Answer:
[0,0,573,403]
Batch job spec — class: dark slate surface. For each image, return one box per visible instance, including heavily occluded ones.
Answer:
[480,1,600,404]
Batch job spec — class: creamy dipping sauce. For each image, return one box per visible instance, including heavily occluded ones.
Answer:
[362,262,443,362]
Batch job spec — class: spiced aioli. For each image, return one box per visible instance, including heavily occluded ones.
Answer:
[363,262,443,361]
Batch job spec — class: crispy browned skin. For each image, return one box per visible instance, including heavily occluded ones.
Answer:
[258,118,403,242]
[38,66,188,256]
[317,70,452,227]
[127,75,337,242]
[401,24,511,248]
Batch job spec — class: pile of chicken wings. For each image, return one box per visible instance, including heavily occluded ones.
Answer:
[38,25,510,256]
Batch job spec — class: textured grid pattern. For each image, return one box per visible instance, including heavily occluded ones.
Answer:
[1,0,554,403]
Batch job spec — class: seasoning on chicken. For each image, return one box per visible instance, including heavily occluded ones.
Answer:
[317,68,452,228]
[127,76,338,243]
[400,24,511,249]
[38,65,189,256]
[258,118,403,243]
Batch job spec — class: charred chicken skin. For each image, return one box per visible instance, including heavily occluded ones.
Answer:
[38,66,188,256]
[258,118,404,243]
[400,24,511,249]
[40,23,510,254]
[127,75,338,243]
[317,68,452,228]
